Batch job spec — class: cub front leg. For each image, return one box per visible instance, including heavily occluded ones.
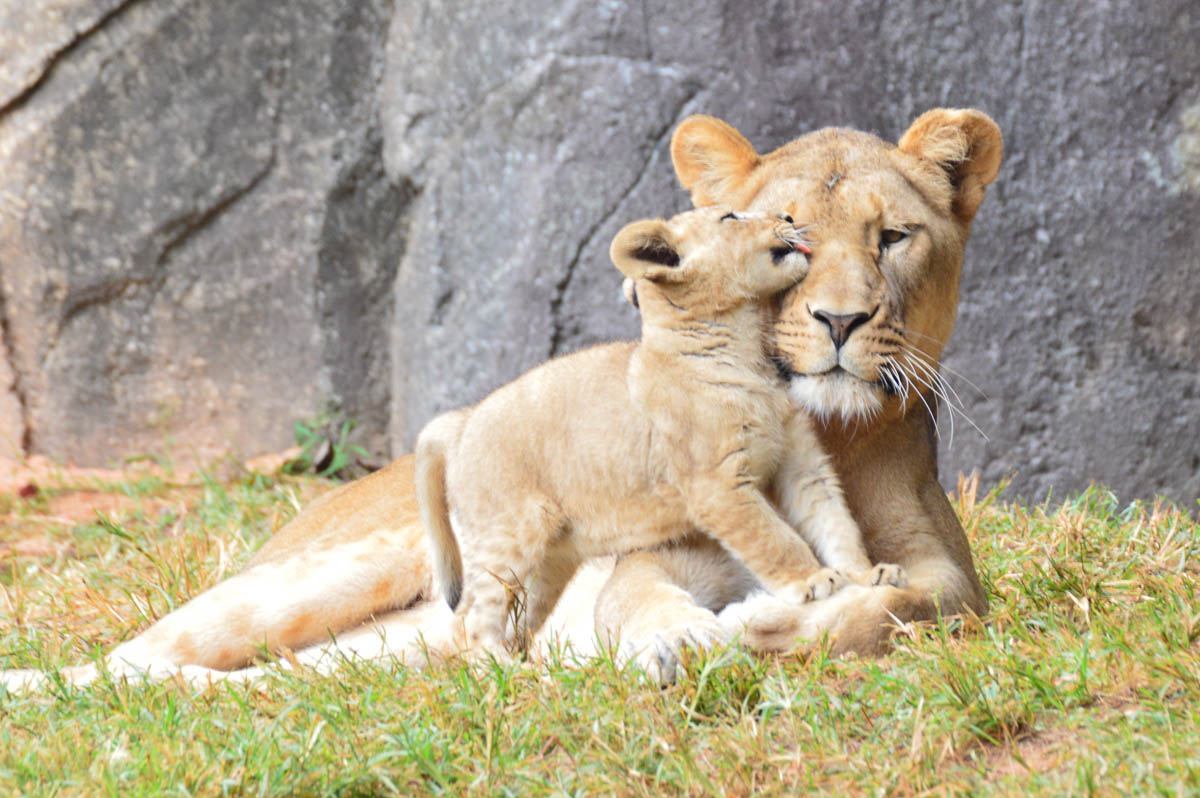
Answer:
[855,562,908,588]
[685,476,822,602]
[799,567,850,602]
[774,415,905,587]
[792,562,908,603]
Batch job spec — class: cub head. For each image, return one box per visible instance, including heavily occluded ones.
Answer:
[610,206,811,320]
[670,109,1002,423]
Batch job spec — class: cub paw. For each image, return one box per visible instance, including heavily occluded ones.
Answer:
[866,562,908,588]
[799,567,850,603]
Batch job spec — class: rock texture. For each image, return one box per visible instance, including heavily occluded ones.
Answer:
[0,0,402,463]
[1,0,1197,502]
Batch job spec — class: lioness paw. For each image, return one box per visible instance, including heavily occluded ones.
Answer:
[0,668,48,694]
[618,610,727,685]
[718,592,805,652]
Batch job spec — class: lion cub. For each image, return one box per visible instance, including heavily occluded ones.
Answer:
[416,206,881,655]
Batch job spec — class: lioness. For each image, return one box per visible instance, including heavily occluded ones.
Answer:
[418,208,893,656]
[598,109,1000,665]
[0,109,1000,690]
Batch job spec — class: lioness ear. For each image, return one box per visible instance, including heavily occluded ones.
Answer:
[671,115,761,206]
[897,108,1003,224]
[610,219,684,282]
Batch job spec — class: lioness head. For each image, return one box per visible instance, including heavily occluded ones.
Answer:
[610,206,811,320]
[670,110,1002,423]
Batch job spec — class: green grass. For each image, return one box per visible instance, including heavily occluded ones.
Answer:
[1,469,1198,795]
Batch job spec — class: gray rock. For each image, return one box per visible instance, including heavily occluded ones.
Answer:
[0,321,20,458]
[1,0,1197,502]
[0,0,127,109]
[1,0,399,464]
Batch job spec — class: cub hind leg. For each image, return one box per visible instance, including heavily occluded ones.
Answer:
[523,538,584,638]
[454,495,568,657]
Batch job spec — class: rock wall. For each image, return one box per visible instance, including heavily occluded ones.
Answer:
[0,0,401,463]
[2,0,1197,503]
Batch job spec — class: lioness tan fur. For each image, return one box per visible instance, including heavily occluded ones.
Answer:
[417,208,890,655]
[0,108,1001,691]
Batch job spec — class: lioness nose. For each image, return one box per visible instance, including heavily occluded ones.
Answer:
[812,310,870,349]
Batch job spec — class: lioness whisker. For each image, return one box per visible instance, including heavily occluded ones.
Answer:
[913,362,956,448]
[896,327,989,400]
[897,351,989,446]
[915,352,970,413]
[903,348,969,413]
[895,358,941,440]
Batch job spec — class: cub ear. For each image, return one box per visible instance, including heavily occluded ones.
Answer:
[610,219,684,283]
[897,108,1003,224]
[670,115,761,207]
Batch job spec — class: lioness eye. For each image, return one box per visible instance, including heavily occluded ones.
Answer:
[880,229,907,247]
[720,212,739,222]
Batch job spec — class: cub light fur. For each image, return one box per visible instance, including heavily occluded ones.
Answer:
[416,207,895,657]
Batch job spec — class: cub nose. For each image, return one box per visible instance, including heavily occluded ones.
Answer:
[812,309,871,350]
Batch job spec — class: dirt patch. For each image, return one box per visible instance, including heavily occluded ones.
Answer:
[982,727,1071,776]
[0,536,73,559]
[0,448,304,557]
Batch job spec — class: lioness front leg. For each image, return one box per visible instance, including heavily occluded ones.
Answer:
[594,543,742,684]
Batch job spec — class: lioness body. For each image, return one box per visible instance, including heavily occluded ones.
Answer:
[1,109,1001,690]
[419,209,870,654]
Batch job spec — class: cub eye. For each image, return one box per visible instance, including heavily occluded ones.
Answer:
[880,229,908,247]
[720,212,740,222]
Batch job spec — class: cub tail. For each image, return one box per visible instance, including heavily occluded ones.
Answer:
[414,411,467,609]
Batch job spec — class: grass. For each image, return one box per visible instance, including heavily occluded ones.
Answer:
[1,465,1198,796]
